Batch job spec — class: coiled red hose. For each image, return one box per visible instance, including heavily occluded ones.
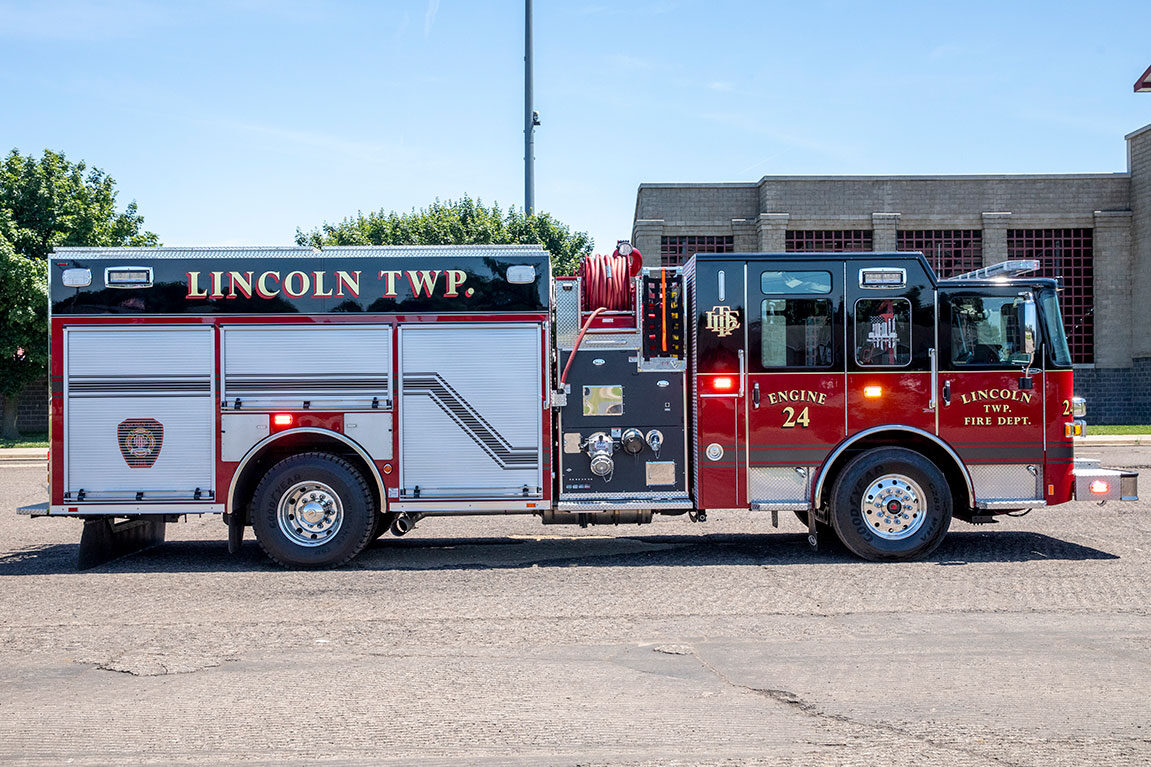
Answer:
[578,247,642,311]
[560,246,644,387]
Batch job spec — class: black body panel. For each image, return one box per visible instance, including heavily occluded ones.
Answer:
[558,349,688,495]
[50,247,551,315]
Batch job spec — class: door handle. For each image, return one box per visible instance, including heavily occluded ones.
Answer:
[942,380,951,406]
[753,382,760,408]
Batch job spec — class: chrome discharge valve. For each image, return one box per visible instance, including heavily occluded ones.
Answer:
[645,429,664,453]
[620,428,645,454]
[586,432,615,477]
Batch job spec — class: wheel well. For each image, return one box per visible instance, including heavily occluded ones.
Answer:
[229,433,382,525]
[816,431,971,516]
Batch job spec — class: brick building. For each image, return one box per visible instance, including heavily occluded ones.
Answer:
[631,122,1151,424]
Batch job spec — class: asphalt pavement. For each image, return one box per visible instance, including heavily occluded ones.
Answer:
[0,447,1148,766]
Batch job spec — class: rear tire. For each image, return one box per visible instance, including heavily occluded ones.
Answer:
[250,452,376,568]
[829,447,951,561]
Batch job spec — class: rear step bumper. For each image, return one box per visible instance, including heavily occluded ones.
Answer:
[1073,459,1138,501]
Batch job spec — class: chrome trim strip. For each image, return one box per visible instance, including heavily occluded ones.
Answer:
[557,499,693,511]
[48,503,224,515]
[812,424,976,509]
[749,502,809,512]
[226,427,386,516]
[975,500,1047,510]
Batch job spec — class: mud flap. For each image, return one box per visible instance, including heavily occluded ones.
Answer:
[227,511,244,554]
[78,517,166,570]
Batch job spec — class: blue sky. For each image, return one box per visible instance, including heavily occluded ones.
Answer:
[1,0,1148,253]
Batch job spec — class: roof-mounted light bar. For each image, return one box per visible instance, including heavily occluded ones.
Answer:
[948,260,1039,282]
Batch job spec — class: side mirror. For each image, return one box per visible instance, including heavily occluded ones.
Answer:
[1014,293,1038,387]
[1019,293,1037,355]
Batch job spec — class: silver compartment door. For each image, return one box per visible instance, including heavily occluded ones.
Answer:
[399,324,542,497]
[65,327,215,500]
[222,325,392,410]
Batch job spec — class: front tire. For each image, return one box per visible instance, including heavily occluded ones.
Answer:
[250,452,376,568]
[829,447,951,561]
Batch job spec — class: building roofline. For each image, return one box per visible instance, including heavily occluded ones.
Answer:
[637,173,1128,190]
[1125,123,1151,141]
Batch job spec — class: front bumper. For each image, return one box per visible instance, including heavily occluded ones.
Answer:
[1073,458,1138,501]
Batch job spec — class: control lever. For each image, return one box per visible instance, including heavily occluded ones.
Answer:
[753,382,760,408]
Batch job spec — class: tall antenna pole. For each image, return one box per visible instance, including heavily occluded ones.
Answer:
[524,0,535,215]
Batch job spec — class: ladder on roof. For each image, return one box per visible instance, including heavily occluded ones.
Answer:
[948,260,1039,281]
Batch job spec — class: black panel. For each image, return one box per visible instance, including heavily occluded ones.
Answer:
[689,260,746,375]
[51,254,550,315]
[640,272,685,362]
[558,349,687,494]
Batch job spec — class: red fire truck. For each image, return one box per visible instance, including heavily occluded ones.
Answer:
[23,243,1137,568]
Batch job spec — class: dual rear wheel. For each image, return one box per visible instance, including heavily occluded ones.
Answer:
[250,452,379,568]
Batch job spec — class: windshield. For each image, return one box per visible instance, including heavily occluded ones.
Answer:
[1039,288,1073,368]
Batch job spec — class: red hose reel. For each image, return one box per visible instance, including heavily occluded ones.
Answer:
[560,244,643,387]
[577,244,642,312]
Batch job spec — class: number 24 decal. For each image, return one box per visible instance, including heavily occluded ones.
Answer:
[782,406,811,428]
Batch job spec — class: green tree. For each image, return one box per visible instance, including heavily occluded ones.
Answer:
[0,149,158,437]
[0,149,158,261]
[0,235,48,439]
[296,196,593,275]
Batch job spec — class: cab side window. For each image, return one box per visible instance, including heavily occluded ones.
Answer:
[760,270,833,369]
[950,295,1020,366]
[854,298,911,366]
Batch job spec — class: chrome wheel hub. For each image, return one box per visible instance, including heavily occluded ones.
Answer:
[277,481,343,547]
[861,474,926,540]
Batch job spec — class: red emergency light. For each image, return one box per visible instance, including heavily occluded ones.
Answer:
[712,376,735,392]
[272,413,294,430]
[1090,480,1110,495]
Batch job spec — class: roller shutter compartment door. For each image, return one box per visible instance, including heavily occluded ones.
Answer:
[64,327,215,500]
[399,324,542,498]
[222,325,392,410]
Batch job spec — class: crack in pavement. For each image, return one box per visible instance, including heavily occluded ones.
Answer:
[687,648,1030,767]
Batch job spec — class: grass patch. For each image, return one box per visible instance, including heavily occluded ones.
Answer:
[1085,425,1151,435]
[0,433,48,449]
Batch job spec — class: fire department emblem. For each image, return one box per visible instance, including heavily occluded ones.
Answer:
[117,419,164,468]
[704,305,741,338]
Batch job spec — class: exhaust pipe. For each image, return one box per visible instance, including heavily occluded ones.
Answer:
[390,513,418,536]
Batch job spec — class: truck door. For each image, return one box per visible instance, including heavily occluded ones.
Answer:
[692,260,747,510]
[845,260,936,435]
[398,323,544,499]
[64,326,215,502]
[937,288,1045,504]
[745,263,845,508]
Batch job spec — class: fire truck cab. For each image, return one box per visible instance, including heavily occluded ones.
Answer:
[685,252,1115,560]
[26,244,1136,568]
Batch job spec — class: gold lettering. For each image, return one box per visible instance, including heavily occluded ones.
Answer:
[209,271,225,299]
[283,271,310,298]
[335,270,361,298]
[444,269,467,297]
[185,272,208,299]
[378,270,402,296]
[312,271,333,298]
[228,271,253,299]
[256,271,281,298]
[407,269,441,297]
